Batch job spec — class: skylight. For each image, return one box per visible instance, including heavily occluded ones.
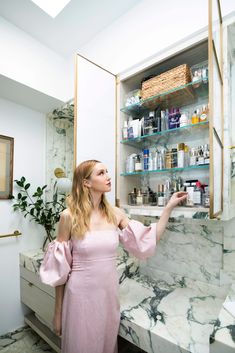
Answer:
[30,0,71,18]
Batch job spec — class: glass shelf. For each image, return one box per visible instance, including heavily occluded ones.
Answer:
[120,121,209,147]
[121,164,209,176]
[121,204,209,219]
[120,78,208,116]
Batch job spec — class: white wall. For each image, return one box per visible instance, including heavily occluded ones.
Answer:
[80,0,235,74]
[0,97,46,334]
[0,16,73,102]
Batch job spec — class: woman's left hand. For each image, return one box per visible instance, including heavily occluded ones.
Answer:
[165,191,188,210]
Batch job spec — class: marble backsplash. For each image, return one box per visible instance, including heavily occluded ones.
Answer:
[133,216,235,288]
[46,103,74,201]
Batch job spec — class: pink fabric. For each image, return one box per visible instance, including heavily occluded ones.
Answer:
[119,220,157,259]
[39,220,157,353]
[39,240,72,287]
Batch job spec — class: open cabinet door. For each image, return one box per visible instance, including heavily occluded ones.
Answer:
[208,0,224,218]
[74,54,117,203]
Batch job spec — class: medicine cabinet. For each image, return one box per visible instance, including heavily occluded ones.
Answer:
[74,0,224,219]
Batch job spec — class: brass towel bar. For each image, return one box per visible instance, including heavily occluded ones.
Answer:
[0,230,22,239]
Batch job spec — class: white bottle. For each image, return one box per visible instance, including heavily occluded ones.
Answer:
[122,121,128,140]
[148,152,154,171]
[177,143,185,168]
[153,150,158,170]
[180,112,188,127]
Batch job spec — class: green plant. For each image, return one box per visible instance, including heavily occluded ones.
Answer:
[12,176,66,250]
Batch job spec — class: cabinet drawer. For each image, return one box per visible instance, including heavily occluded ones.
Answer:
[20,277,54,325]
[20,266,55,297]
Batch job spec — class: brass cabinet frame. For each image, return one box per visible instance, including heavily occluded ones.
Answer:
[208,0,224,218]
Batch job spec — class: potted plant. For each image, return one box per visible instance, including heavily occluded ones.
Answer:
[12,176,66,250]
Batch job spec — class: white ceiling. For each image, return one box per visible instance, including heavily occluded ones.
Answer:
[0,0,142,57]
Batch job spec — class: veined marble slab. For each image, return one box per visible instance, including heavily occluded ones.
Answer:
[19,246,139,280]
[210,284,235,353]
[19,246,234,353]
[19,249,44,274]
[119,273,227,353]
[145,221,223,286]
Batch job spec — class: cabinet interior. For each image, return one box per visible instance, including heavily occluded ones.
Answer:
[118,39,210,215]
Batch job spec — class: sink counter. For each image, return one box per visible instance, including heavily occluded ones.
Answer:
[20,247,235,353]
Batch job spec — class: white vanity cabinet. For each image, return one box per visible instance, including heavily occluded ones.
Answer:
[20,261,61,352]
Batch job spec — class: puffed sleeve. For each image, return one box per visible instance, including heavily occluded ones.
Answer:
[39,240,72,287]
[119,219,157,260]
[39,209,73,287]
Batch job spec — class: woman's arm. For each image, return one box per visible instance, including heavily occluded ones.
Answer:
[116,191,187,242]
[53,209,72,335]
[54,285,65,336]
[156,191,187,241]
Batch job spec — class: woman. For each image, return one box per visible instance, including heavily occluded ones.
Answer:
[40,159,187,353]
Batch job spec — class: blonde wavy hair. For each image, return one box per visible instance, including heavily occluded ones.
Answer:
[67,159,117,238]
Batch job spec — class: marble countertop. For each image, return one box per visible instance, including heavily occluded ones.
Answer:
[20,248,235,353]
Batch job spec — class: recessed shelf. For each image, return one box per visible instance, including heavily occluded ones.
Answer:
[120,78,208,116]
[121,204,209,218]
[120,121,209,147]
[121,164,209,176]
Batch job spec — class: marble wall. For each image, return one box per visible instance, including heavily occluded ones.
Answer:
[46,102,74,201]
[134,216,235,288]
[220,217,235,286]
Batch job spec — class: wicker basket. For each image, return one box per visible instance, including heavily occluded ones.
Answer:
[141,64,191,101]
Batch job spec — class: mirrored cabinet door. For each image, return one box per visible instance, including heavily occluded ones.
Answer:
[208,0,224,218]
[75,54,116,203]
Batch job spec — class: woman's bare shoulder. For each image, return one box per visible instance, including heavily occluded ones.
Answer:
[113,206,129,229]
[56,209,72,242]
[60,208,72,221]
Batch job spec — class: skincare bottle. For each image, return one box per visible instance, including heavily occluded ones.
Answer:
[122,121,128,140]
[136,189,143,205]
[134,154,142,172]
[143,149,149,171]
[148,151,154,171]
[200,105,208,122]
[177,143,185,168]
[157,185,166,206]
[127,117,134,138]
[180,111,188,127]
[191,110,199,124]
[193,181,202,205]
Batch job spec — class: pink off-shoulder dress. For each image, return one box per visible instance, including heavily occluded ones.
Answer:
[40,219,157,353]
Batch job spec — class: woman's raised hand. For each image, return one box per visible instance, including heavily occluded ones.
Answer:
[165,191,188,210]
